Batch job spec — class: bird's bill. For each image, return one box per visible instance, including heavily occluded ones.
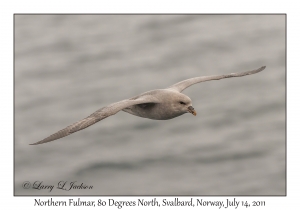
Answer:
[188,106,197,116]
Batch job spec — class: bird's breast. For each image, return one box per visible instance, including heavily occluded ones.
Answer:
[122,103,184,120]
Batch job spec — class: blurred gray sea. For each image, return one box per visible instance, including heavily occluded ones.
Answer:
[14,15,285,195]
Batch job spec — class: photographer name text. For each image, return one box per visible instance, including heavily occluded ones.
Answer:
[22,181,93,192]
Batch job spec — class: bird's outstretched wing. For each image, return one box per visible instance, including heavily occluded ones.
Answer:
[168,66,266,92]
[30,95,159,145]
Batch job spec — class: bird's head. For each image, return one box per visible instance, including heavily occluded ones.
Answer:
[172,93,197,116]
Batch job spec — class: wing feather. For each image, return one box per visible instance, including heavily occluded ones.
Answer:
[30,95,158,145]
[168,66,266,92]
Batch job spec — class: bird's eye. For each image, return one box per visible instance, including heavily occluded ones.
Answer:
[180,101,186,105]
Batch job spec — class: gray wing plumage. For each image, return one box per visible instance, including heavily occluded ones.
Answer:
[168,66,266,92]
[30,95,159,145]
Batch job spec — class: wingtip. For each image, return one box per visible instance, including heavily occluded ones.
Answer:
[29,141,43,145]
[253,66,266,74]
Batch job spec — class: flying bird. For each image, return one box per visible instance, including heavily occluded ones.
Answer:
[30,66,266,145]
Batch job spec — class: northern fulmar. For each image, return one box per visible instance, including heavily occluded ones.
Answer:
[30,66,266,145]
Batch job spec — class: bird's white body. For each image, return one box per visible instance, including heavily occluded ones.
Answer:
[122,89,193,120]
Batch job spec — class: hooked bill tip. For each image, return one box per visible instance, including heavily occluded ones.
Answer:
[188,106,197,116]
